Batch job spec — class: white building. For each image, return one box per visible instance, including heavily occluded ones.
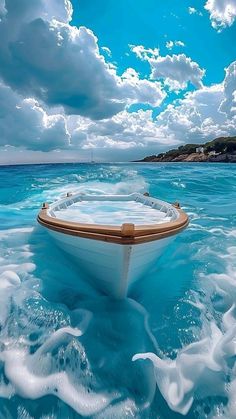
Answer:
[209,150,216,156]
[196,146,204,153]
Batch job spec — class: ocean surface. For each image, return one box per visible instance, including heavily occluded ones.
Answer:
[0,162,235,419]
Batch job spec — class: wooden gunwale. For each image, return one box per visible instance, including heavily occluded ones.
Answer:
[37,216,188,244]
[37,206,189,245]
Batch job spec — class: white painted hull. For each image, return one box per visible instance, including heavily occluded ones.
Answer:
[47,229,174,298]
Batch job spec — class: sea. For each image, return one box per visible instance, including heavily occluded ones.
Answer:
[0,162,235,419]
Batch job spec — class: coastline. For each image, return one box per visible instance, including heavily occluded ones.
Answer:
[133,154,236,163]
[134,136,236,163]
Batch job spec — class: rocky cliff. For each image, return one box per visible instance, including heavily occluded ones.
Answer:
[135,136,236,163]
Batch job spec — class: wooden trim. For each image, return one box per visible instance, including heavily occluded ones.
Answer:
[38,207,188,237]
[37,201,189,244]
[121,223,135,237]
[37,215,188,244]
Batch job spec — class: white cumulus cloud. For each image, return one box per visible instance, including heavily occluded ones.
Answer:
[131,45,205,91]
[0,80,69,151]
[150,54,205,91]
[155,61,236,144]
[166,40,185,50]
[120,68,166,107]
[220,61,236,116]
[70,61,236,155]
[1,59,236,159]
[205,0,236,30]
[188,7,203,16]
[129,45,160,60]
[0,0,166,121]
[0,0,235,161]
[70,109,179,160]
[101,46,112,57]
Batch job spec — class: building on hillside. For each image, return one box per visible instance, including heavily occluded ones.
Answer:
[196,146,204,153]
[209,150,216,156]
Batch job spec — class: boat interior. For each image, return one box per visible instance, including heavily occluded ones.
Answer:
[50,193,178,225]
[38,193,189,244]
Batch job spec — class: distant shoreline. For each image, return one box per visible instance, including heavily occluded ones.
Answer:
[133,157,236,163]
[0,161,132,167]
[135,136,236,163]
[133,160,236,163]
[0,160,236,168]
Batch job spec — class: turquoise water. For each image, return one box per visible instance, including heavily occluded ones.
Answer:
[0,163,236,419]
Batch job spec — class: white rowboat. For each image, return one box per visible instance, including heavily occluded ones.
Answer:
[37,192,189,298]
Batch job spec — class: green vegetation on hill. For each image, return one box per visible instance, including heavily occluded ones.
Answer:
[159,143,200,159]
[161,137,236,159]
[204,136,236,153]
[137,136,236,162]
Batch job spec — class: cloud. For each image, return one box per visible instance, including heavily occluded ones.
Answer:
[129,45,160,60]
[0,80,69,151]
[1,0,72,24]
[155,61,236,143]
[166,40,185,50]
[0,0,166,121]
[120,68,166,107]
[205,0,236,30]
[131,46,205,91]
[70,109,179,160]
[0,107,179,162]
[150,54,205,91]
[1,60,235,159]
[188,7,203,16]
[0,0,234,161]
[220,61,236,116]
[156,85,225,142]
[71,109,176,147]
[101,46,112,57]
[41,0,73,23]
[189,7,197,14]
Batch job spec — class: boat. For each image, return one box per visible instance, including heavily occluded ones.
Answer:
[37,192,189,298]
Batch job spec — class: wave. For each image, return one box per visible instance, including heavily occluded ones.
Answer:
[0,163,235,417]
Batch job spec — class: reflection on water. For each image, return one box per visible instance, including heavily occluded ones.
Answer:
[0,162,235,418]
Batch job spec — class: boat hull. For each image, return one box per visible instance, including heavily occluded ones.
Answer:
[47,229,174,298]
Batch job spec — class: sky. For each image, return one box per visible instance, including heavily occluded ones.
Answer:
[0,0,235,164]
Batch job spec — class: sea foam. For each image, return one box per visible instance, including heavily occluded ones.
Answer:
[0,163,236,418]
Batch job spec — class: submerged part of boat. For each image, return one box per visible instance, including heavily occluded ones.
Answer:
[37,192,189,298]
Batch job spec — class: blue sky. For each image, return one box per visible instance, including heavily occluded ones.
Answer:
[0,0,235,163]
[71,0,236,118]
[72,0,235,84]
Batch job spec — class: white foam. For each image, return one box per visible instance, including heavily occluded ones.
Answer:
[1,170,236,417]
[0,227,34,239]
[132,321,232,415]
[132,241,236,417]
[0,270,21,327]
[0,270,21,289]
[54,200,171,225]
[1,327,121,416]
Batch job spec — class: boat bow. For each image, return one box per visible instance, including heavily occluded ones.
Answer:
[37,193,189,245]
